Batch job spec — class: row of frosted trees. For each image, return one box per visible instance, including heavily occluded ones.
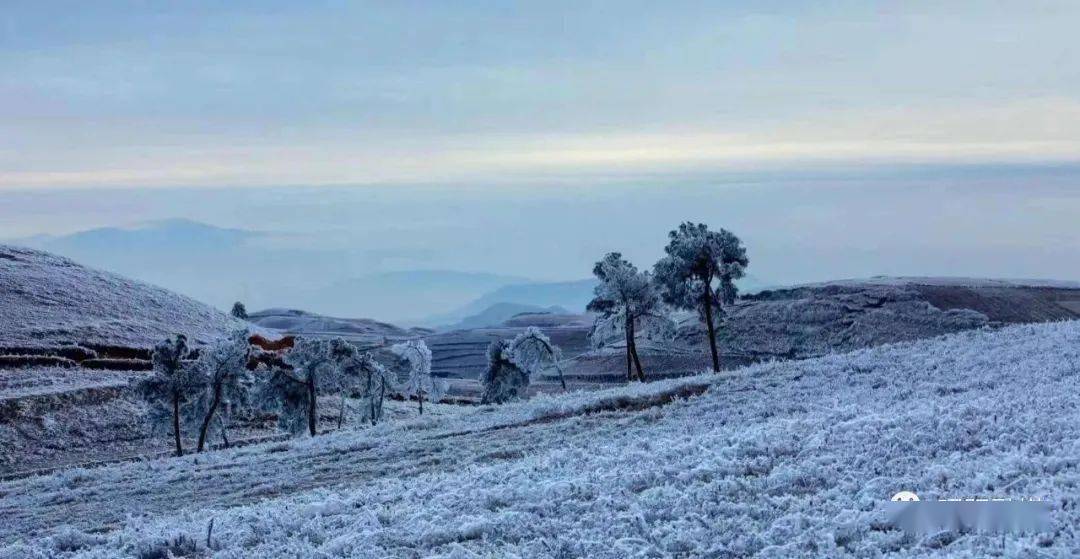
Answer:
[143,221,746,454]
[141,326,565,455]
[139,333,441,456]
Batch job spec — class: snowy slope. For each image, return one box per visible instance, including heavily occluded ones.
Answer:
[3,320,1080,557]
[0,244,243,347]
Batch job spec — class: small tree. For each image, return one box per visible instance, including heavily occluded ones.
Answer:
[653,222,748,372]
[194,330,252,452]
[230,302,248,320]
[508,327,566,389]
[587,252,668,382]
[328,338,395,427]
[480,339,530,404]
[138,334,202,456]
[391,339,442,415]
[261,337,339,436]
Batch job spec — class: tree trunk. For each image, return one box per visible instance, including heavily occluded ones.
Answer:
[337,395,346,429]
[171,391,184,457]
[702,291,720,372]
[628,323,646,382]
[196,381,223,452]
[370,377,386,425]
[624,321,633,381]
[418,389,424,415]
[307,378,317,436]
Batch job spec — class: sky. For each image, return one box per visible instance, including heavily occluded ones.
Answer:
[2,1,1080,316]
[2,1,1079,188]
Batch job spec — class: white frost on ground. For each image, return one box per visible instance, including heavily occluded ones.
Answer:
[2,320,1080,557]
[0,367,136,401]
[0,244,244,347]
[794,276,1080,289]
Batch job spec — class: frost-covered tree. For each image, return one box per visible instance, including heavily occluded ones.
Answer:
[587,252,669,382]
[261,337,340,436]
[391,339,442,415]
[508,327,566,389]
[653,222,748,372]
[230,302,248,320]
[193,330,252,452]
[328,338,395,427]
[480,339,530,404]
[138,334,202,456]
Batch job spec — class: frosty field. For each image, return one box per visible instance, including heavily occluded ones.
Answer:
[1,319,1078,558]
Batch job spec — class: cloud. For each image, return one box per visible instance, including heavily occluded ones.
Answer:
[3,98,1079,189]
[3,2,1079,188]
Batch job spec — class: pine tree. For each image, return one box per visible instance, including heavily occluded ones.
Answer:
[587,252,668,381]
[653,223,748,372]
[230,302,248,320]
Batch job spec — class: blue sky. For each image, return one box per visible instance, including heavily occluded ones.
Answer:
[3,1,1079,188]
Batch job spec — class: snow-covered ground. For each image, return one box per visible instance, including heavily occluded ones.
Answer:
[2,319,1080,557]
[0,244,244,348]
[790,276,1080,290]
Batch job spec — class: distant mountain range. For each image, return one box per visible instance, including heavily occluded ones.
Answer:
[11,219,775,325]
[295,270,528,323]
[420,279,598,328]
[8,220,582,322]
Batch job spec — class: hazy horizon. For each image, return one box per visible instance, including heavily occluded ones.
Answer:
[4,1,1079,320]
[5,164,1080,322]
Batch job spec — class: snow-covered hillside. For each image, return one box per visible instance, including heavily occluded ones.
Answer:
[3,319,1079,557]
[0,245,242,347]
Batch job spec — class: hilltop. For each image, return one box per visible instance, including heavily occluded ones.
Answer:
[0,244,243,348]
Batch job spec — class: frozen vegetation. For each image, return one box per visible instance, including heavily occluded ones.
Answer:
[1,319,1079,557]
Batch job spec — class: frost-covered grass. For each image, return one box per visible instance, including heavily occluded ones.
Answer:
[3,320,1080,557]
[0,244,243,347]
[0,367,136,401]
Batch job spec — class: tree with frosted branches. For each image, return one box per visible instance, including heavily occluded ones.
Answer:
[138,334,202,456]
[480,329,564,404]
[508,327,566,389]
[194,330,252,452]
[391,339,442,415]
[480,339,530,404]
[653,222,748,372]
[328,338,395,427]
[587,252,670,382]
[260,337,340,436]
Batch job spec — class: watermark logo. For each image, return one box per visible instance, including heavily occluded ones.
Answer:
[885,491,1050,535]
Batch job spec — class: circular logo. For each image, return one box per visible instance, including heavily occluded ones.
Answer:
[891,491,920,502]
